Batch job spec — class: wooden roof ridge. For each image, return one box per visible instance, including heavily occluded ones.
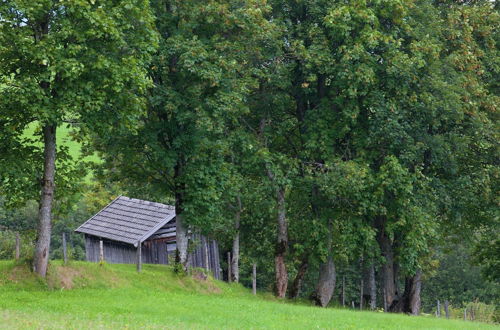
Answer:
[75,195,176,246]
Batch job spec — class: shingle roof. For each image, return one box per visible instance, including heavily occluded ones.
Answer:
[75,196,176,246]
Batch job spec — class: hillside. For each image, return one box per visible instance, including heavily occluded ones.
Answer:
[0,261,495,329]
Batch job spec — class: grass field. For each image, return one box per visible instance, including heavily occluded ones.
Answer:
[0,260,496,329]
[23,123,96,161]
[23,122,100,182]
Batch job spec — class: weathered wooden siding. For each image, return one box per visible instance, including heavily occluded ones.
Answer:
[85,234,137,263]
[188,233,221,280]
[84,232,221,279]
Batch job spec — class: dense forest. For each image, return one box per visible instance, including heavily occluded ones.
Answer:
[0,0,498,317]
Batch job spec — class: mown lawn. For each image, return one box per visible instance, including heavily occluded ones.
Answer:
[0,260,496,329]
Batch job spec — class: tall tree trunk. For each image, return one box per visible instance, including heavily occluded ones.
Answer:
[274,187,288,298]
[360,259,364,310]
[409,270,422,315]
[34,124,56,277]
[289,252,309,299]
[174,159,188,269]
[175,211,188,268]
[314,256,336,307]
[314,219,336,307]
[369,263,377,310]
[376,216,397,309]
[231,195,241,283]
[389,269,421,314]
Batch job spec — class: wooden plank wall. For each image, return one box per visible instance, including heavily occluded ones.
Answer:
[85,235,136,263]
[188,233,221,279]
[84,233,222,280]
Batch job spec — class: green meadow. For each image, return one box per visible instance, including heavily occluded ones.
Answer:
[23,123,89,160]
[23,123,100,182]
[0,260,495,329]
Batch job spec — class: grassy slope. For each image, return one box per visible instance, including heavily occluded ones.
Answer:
[0,261,496,329]
[23,123,100,184]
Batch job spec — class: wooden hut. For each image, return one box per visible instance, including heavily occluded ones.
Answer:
[75,196,221,279]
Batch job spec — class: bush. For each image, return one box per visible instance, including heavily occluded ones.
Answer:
[447,301,498,324]
[0,230,34,261]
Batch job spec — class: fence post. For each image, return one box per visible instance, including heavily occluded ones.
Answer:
[464,307,467,321]
[444,300,449,319]
[62,232,68,265]
[436,300,441,317]
[252,263,257,295]
[136,241,142,272]
[15,232,20,261]
[204,238,209,271]
[99,239,104,264]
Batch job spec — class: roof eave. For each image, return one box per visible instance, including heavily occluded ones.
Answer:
[134,213,176,247]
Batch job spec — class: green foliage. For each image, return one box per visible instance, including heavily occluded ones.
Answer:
[0,0,157,204]
[0,0,498,312]
[0,230,34,260]
[472,232,500,283]
[422,242,500,311]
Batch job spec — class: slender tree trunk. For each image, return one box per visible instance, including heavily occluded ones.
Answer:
[252,263,257,295]
[359,256,364,310]
[369,263,377,310]
[274,187,288,298]
[34,124,57,277]
[342,275,345,306]
[360,273,364,310]
[382,249,397,310]
[227,252,232,282]
[376,216,397,309]
[174,159,188,269]
[314,219,336,307]
[231,195,241,283]
[175,212,188,268]
[289,252,309,299]
[409,270,422,315]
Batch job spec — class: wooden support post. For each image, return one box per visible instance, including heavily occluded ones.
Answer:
[464,308,467,321]
[15,232,20,261]
[436,300,441,317]
[99,239,104,264]
[342,276,345,307]
[227,252,232,282]
[444,300,449,319]
[352,301,355,309]
[62,232,68,265]
[136,241,142,272]
[252,263,257,295]
[204,238,209,271]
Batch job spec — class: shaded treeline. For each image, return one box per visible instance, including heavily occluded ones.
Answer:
[0,0,498,314]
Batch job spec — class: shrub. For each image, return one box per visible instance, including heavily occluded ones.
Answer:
[0,229,34,261]
[447,301,497,324]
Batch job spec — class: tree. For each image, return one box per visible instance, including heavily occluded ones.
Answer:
[0,0,156,276]
[92,0,278,269]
